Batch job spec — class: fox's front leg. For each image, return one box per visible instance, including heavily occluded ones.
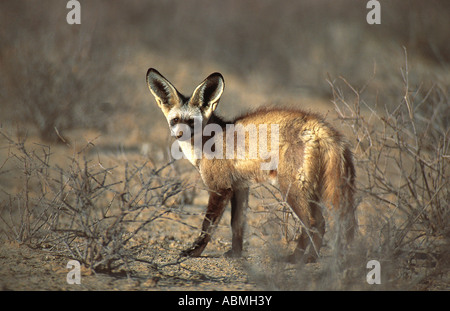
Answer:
[181,189,232,257]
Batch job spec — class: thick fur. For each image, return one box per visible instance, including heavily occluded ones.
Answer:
[146,68,356,262]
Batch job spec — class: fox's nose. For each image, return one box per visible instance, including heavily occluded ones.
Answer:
[171,127,184,138]
[171,123,194,140]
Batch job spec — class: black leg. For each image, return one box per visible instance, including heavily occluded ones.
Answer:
[181,189,232,257]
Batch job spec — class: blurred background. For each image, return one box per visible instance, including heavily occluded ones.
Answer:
[0,0,449,147]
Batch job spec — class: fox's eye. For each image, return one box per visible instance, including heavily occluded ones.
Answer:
[173,117,180,123]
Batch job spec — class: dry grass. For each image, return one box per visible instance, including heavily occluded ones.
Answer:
[327,51,449,289]
[0,130,191,274]
[242,51,449,290]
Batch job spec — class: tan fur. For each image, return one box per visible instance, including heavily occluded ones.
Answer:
[146,69,356,261]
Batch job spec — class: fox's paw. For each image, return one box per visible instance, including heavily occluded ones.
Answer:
[223,249,242,258]
[180,246,203,257]
[286,251,318,264]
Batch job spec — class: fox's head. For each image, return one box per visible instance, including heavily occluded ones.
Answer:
[146,68,224,139]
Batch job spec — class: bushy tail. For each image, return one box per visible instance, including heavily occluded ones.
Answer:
[321,138,357,241]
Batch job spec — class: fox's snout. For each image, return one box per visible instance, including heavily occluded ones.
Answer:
[171,125,191,140]
[170,116,203,141]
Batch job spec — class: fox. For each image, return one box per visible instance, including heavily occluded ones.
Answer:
[146,68,357,262]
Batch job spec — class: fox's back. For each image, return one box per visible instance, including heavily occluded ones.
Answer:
[233,107,343,148]
[230,107,351,192]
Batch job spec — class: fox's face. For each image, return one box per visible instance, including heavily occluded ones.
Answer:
[146,68,224,139]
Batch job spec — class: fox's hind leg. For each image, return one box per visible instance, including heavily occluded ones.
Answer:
[225,187,249,258]
[280,182,324,263]
[291,198,325,263]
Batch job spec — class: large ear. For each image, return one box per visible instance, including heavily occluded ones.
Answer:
[190,72,225,117]
[146,68,180,108]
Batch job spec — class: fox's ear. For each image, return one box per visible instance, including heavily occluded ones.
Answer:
[190,72,224,117]
[146,68,180,108]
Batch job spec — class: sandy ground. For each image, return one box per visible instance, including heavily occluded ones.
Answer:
[0,236,256,291]
[0,201,290,291]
